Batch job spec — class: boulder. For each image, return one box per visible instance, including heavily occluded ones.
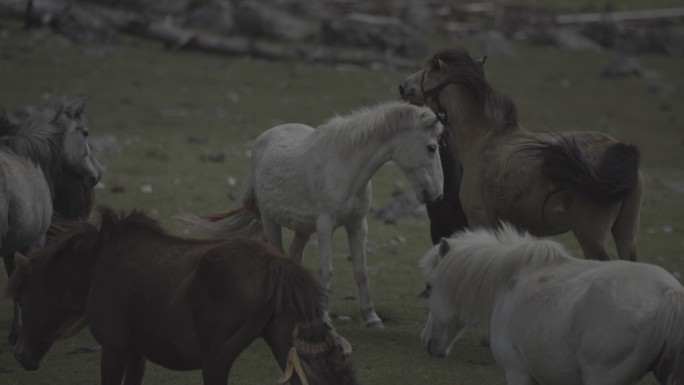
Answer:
[233,0,317,42]
[322,13,427,58]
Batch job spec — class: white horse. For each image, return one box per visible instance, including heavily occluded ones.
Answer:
[1,96,103,344]
[182,100,444,328]
[420,224,684,385]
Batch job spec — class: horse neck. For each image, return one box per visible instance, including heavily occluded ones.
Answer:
[440,87,508,166]
[329,136,392,196]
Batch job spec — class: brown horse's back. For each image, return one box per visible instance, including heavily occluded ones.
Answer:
[86,235,276,370]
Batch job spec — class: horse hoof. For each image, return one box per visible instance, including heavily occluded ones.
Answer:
[364,319,385,329]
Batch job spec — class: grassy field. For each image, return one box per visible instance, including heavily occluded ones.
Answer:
[1,14,683,385]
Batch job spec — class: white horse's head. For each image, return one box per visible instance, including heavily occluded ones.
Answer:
[391,106,444,204]
[419,238,466,357]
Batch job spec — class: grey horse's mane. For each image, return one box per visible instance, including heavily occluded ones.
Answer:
[0,97,83,190]
[420,223,572,333]
[315,100,440,152]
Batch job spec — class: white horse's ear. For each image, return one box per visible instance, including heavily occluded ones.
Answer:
[72,97,86,117]
[419,110,435,123]
[438,238,450,258]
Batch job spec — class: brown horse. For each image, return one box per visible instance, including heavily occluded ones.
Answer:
[6,207,359,385]
[400,47,644,261]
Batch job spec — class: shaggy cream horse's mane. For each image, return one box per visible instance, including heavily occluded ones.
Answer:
[420,223,573,333]
[315,100,441,152]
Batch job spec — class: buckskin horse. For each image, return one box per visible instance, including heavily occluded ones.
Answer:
[400,47,643,260]
[7,208,360,385]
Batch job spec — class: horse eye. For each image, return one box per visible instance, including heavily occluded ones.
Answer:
[427,144,437,153]
[426,283,432,297]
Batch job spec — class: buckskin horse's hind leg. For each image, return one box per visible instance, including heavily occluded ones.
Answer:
[567,197,621,260]
[611,172,643,261]
[123,350,146,385]
[101,346,130,385]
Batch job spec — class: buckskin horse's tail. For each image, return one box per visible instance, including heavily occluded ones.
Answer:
[651,288,684,384]
[531,137,641,204]
[176,172,264,240]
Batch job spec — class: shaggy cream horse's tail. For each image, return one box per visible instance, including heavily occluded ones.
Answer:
[177,173,264,240]
[652,289,684,384]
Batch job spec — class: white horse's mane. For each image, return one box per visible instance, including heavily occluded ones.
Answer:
[315,100,440,152]
[420,223,573,333]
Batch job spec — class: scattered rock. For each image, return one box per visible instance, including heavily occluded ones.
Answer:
[374,189,427,224]
[601,55,646,77]
[140,183,154,193]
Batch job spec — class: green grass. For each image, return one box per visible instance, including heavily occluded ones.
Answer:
[1,16,683,385]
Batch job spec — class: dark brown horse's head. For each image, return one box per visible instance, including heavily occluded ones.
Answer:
[278,320,360,385]
[400,47,486,108]
[6,223,100,370]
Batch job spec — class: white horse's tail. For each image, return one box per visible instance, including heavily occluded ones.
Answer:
[177,173,264,240]
[652,288,684,384]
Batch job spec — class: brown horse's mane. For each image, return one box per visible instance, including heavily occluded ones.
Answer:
[428,48,518,130]
[267,254,326,323]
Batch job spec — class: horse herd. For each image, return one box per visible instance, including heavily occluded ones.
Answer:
[1,47,682,385]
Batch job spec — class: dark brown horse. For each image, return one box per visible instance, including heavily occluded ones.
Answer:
[7,207,359,385]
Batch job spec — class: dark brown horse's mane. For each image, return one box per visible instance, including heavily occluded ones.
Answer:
[428,48,518,130]
[267,256,326,323]
[97,206,168,238]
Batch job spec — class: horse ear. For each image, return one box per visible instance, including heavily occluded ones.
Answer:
[438,238,450,258]
[437,58,447,70]
[477,56,487,67]
[72,97,86,118]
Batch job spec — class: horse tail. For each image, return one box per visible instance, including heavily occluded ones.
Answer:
[531,137,640,204]
[176,173,264,240]
[652,288,684,384]
[267,256,326,322]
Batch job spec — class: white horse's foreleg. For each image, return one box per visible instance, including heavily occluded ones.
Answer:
[288,231,310,264]
[504,371,539,385]
[315,216,335,321]
[345,218,383,329]
[261,215,284,254]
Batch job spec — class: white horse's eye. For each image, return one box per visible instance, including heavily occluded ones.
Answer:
[428,144,438,153]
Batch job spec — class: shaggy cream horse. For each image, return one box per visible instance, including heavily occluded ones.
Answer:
[420,225,684,385]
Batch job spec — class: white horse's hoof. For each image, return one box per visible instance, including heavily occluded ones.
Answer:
[364,318,385,329]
